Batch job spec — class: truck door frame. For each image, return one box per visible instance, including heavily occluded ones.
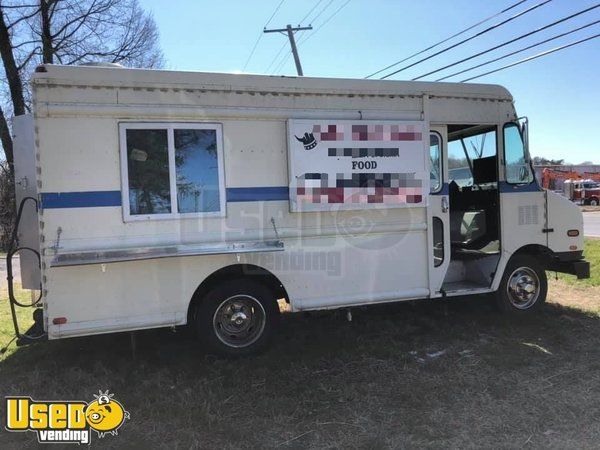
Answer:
[428,125,450,297]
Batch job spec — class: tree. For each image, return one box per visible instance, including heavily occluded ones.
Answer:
[532,156,565,166]
[0,0,163,249]
[0,159,14,249]
[0,0,164,174]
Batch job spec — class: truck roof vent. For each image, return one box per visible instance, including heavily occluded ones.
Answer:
[79,62,124,68]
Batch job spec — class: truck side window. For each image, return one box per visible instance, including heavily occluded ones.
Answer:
[430,132,442,193]
[504,123,533,184]
[126,129,171,214]
[174,129,221,214]
[432,217,444,267]
[121,123,225,219]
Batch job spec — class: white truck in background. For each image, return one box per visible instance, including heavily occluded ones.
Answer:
[6,64,589,355]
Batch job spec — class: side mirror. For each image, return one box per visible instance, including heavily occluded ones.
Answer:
[519,165,528,182]
[519,118,529,153]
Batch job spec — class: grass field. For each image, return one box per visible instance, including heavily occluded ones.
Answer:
[1,242,599,448]
[556,238,600,287]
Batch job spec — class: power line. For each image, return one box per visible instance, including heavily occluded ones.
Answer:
[242,34,265,71]
[242,0,288,71]
[300,0,324,25]
[461,33,600,82]
[266,0,324,73]
[436,19,600,81]
[308,0,335,26]
[275,0,351,75]
[365,0,530,79]
[265,0,288,27]
[379,0,552,80]
[265,41,288,73]
[297,0,352,46]
[413,3,600,80]
[272,51,291,74]
[264,25,313,76]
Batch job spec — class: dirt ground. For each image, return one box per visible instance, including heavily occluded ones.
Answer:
[1,277,599,449]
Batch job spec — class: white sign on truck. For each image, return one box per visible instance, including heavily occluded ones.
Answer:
[288,119,427,211]
[5,64,590,356]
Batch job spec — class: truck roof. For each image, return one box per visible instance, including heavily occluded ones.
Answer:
[32,64,513,102]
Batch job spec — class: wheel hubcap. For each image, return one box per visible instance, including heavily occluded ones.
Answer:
[212,295,266,348]
[507,267,540,310]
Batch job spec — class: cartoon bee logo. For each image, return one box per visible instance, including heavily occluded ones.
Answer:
[85,391,130,438]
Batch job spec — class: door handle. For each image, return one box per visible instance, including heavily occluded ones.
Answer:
[441,196,449,213]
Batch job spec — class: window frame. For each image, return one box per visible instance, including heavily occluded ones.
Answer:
[503,122,533,185]
[119,122,226,222]
[429,131,443,194]
[448,125,498,187]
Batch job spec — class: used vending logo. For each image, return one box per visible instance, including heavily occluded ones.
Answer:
[5,390,130,444]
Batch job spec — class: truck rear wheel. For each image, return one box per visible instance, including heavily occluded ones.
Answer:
[495,255,547,313]
[195,279,279,356]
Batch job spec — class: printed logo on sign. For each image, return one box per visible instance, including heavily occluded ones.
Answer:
[295,132,318,150]
[5,390,130,444]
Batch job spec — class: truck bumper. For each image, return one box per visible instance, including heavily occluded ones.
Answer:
[547,251,590,279]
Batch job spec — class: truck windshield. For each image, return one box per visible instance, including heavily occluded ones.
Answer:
[583,182,600,189]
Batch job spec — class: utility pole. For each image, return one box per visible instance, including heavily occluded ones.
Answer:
[264,24,312,76]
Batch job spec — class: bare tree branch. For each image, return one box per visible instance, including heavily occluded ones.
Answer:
[39,0,54,62]
[0,7,25,114]
[0,103,13,175]
[0,0,164,168]
[17,46,39,70]
[5,5,40,29]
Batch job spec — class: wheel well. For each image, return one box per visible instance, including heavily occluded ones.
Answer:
[187,264,289,325]
[512,244,555,267]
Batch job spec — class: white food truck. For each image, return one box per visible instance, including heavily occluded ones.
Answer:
[7,64,589,355]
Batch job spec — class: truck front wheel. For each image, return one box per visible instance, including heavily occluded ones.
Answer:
[495,255,547,313]
[589,197,599,206]
[195,279,279,356]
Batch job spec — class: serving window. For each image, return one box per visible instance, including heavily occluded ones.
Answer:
[119,123,225,220]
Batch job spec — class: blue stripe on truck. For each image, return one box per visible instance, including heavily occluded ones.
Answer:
[40,182,540,209]
[40,187,291,208]
[40,191,122,208]
[226,186,289,202]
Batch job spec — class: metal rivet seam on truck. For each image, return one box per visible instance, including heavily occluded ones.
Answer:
[46,83,512,103]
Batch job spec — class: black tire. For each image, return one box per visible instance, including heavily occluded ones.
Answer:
[195,279,279,356]
[590,198,599,206]
[495,255,547,314]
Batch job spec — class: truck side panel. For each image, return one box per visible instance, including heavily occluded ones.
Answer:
[38,116,429,338]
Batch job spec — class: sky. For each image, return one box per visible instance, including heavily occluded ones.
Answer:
[139,0,600,163]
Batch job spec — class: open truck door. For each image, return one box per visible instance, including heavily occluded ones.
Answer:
[428,126,450,297]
